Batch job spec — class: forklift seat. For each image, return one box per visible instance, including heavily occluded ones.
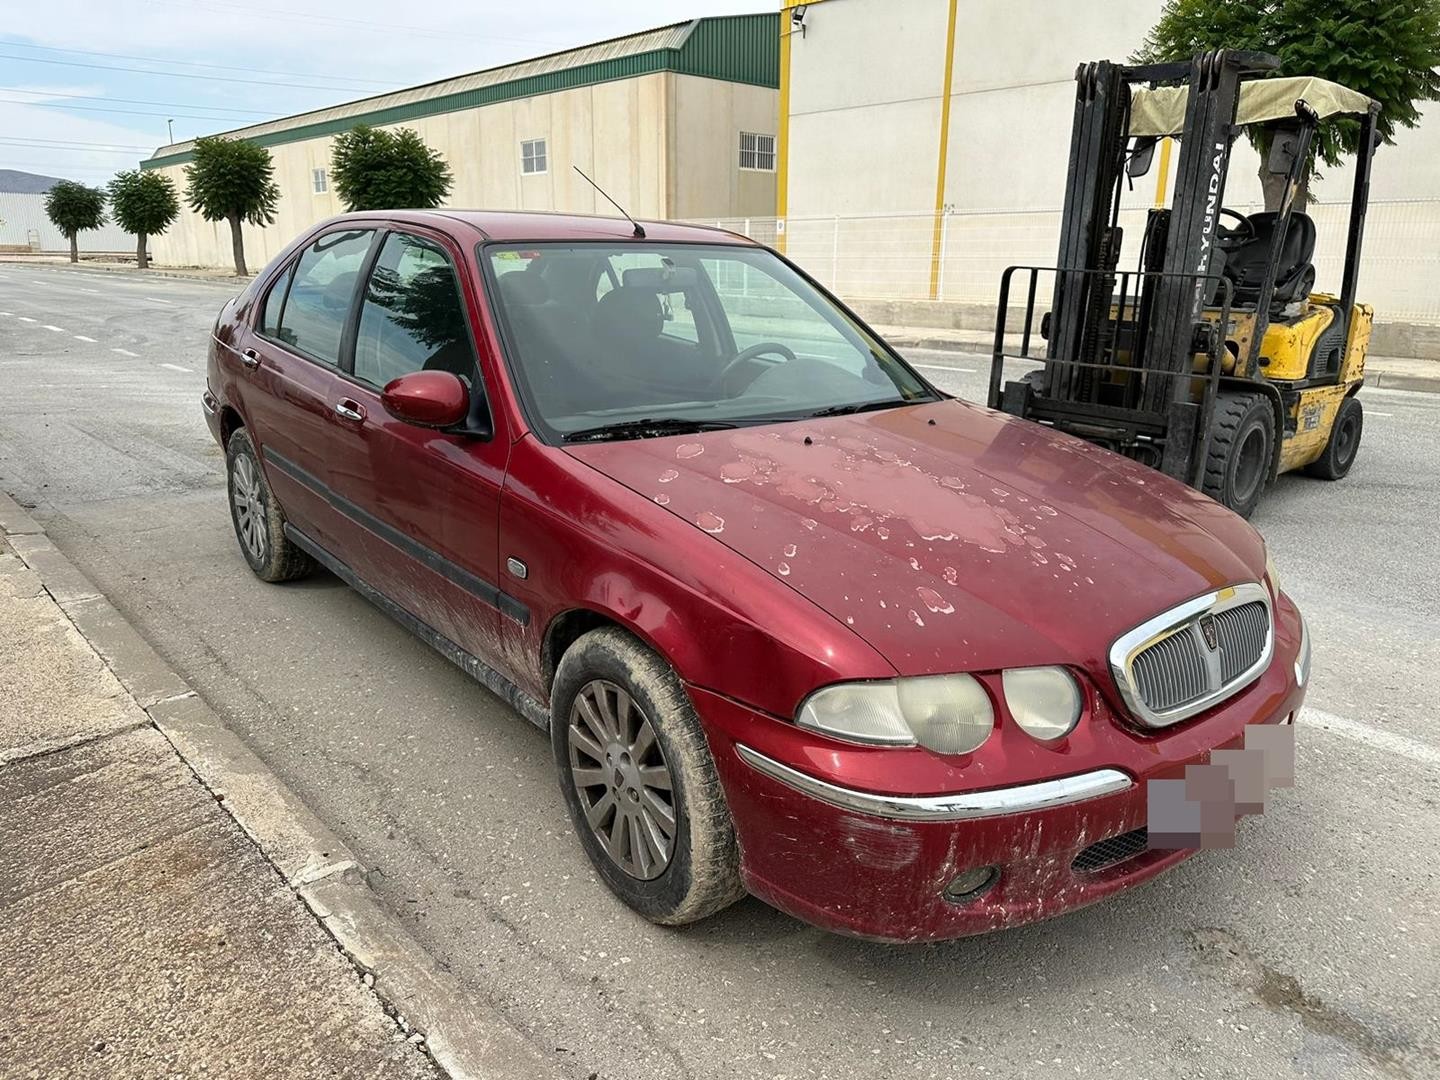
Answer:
[1221,211,1317,309]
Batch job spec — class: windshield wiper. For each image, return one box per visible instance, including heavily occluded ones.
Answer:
[805,398,916,419]
[563,417,739,444]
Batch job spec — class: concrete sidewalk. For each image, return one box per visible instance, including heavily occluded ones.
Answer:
[872,322,1440,394]
[0,493,565,1080]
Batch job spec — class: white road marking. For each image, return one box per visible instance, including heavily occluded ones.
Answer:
[159,363,193,373]
[1367,411,1394,417]
[112,347,139,357]
[912,362,979,374]
[80,287,99,293]
[16,316,36,323]
[73,335,97,343]
[0,311,10,316]
[144,297,173,304]
[1299,706,1440,767]
[41,324,66,333]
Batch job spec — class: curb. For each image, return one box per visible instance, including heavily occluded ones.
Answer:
[884,335,1440,396]
[0,489,565,1080]
[0,258,252,287]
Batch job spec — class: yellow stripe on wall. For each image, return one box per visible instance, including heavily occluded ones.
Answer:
[928,0,959,300]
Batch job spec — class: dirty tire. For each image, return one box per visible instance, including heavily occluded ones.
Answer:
[225,427,314,582]
[1304,395,1363,480]
[551,627,745,925]
[1202,392,1274,519]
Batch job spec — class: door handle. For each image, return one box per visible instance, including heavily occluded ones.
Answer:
[241,348,261,370]
[334,399,366,422]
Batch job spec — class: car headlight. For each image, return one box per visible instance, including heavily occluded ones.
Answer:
[1001,666,1082,741]
[1265,551,1282,597]
[797,674,994,755]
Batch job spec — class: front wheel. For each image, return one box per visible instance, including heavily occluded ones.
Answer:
[1304,395,1363,480]
[1202,392,1274,519]
[551,627,744,925]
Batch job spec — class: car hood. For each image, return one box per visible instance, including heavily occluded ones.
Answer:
[566,399,1265,676]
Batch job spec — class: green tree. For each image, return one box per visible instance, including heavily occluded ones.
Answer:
[184,136,280,275]
[43,180,107,263]
[329,124,453,212]
[107,169,179,270]
[1136,0,1440,208]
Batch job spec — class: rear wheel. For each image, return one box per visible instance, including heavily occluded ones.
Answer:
[551,627,744,925]
[1202,392,1274,519]
[1304,395,1363,480]
[226,428,315,582]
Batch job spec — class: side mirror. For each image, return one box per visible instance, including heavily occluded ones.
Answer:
[381,370,470,428]
[1127,137,1158,179]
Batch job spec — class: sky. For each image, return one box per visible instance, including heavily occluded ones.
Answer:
[1,0,774,186]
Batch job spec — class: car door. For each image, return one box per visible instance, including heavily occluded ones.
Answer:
[236,227,378,553]
[320,227,514,675]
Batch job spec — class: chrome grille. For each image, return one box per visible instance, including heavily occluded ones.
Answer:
[1109,584,1274,728]
[1214,601,1269,683]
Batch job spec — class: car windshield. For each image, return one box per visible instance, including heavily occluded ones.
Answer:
[482,242,939,442]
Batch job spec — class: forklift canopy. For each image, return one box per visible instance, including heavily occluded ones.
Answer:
[1129,75,1374,137]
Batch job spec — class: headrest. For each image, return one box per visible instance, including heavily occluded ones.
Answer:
[595,286,663,341]
[499,268,549,307]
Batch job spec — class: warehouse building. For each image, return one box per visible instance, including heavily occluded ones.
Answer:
[140,13,779,270]
[767,0,1440,346]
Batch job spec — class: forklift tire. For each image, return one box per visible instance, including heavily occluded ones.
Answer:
[1304,395,1363,480]
[1202,392,1274,519]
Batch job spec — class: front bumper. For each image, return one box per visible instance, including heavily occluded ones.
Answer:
[694,592,1308,943]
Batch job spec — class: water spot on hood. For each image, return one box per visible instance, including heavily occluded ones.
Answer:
[1038,504,1058,517]
[943,566,959,586]
[908,557,922,571]
[801,518,818,531]
[695,510,725,534]
[676,443,705,459]
[658,469,679,483]
[916,586,955,614]
[908,609,925,627]
[654,493,670,506]
[783,543,797,558]
[720,461,756,484]
[778,561,791,576]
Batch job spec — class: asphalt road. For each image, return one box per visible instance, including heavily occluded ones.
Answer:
[2,263,1437,1080]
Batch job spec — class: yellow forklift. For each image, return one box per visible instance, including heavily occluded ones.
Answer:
[989,51,1380,517]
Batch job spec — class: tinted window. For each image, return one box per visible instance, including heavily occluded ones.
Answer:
[260,264,292,337]
[273,229,374,365]
[353,233,476,387]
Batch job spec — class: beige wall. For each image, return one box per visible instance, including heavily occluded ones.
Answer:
[149,71,778,270]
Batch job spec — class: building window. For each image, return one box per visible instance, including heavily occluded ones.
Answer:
[312,168,328,194]
[739,132,776,171]
[521,138,548,175]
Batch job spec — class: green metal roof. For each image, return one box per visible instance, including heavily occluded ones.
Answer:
[141,14,779,171]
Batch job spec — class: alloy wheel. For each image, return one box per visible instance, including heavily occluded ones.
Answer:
[230,454,267,562]
[567,679,677,880]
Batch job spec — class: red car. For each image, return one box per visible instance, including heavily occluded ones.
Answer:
[204,211,1310,942]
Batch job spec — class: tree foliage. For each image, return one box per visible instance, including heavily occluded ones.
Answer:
[44,180,107,261]
[108,170,179,238]
[330,124,453,212]
[1137,0,1440,191]
[184,136,280,275]
[108,170,180,268]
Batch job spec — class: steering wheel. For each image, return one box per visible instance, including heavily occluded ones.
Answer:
[715,341,797,394]
[1216,208,1256,249]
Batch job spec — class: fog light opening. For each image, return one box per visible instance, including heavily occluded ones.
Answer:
[941,865,1000,905]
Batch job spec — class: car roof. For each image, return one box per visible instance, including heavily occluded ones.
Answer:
[327,208,761,246]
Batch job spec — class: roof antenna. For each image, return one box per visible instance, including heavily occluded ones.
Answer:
[573,165,646,238]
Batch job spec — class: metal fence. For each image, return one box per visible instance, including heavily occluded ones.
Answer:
[695,198,1440,326]
[0,192,133,253]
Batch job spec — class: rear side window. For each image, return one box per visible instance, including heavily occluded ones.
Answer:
[353,233,476,387]
[270,229,374,365]
[260,264,292,337]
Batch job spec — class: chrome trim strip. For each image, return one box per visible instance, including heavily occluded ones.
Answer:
[1294,612,1310,688]
[1108,582,1273,728]
[734,744,1133,822]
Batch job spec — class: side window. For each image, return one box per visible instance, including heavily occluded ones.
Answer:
[273,229,374,365]
[354,232,477,387]
[260,264,293,339]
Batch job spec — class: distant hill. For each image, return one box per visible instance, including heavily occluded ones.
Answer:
[0,169,68,194]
